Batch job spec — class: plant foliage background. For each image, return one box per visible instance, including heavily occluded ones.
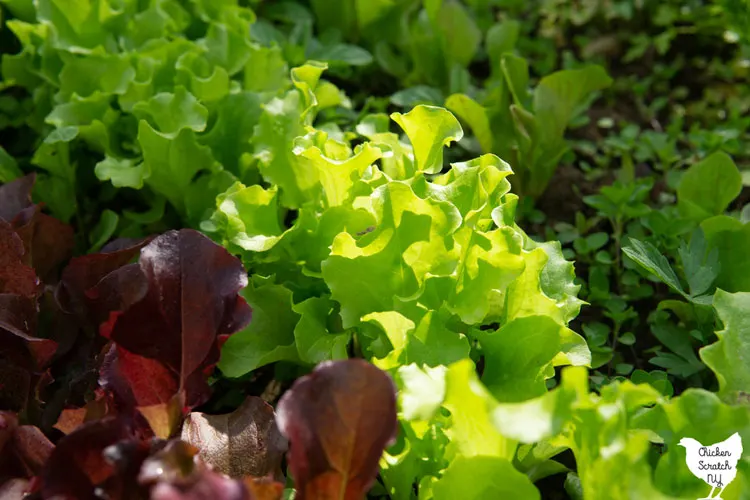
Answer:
[1,0,750,499]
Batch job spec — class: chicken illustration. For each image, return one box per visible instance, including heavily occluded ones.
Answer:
[678,432,743,499]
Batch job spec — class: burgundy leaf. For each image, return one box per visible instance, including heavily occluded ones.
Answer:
[181,397,287,480]
[0,295,56,369]
[276,360,397,500]
[0,220,39,298]
[39,417,133,500]
[1,174,74,281]
[0,174,35,222]
[12,205,75,281]
[56,239,149,324]
[0,412,53,481]
[102,229,251,408]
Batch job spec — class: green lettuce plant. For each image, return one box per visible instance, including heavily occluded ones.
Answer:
[446,53,612,199]
[0,0,355,239]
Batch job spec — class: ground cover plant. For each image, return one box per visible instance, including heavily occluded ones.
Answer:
[1,0,750,499]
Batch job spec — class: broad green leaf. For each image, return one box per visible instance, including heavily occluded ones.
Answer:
[132,87,208,137]
[219,279,300,377]
[431,456,540,500]
[622,237,686,296]
[322,181,460,328]
[432,0,482,70]
[486,20,520,80]
[492,366,587,443]
[396,364,447,422]
[560,380,665,499]
[701,215,750,292]
[184,170,238,228]
[501,54,530,110]
[678,228,720,297]
[88,209,119,252]
[199,7,256,76]
[201,92,263,176]
[253,91,318,208]
[95,157,148,189]
[292,296,352,364]
[677,152,742,221]
[46,91,119,154]
[442,359,517,460]
[427,154,513,224]
[445,94,493,152]
[244,44,289,92]
[209,182,285,253]
[59,52,135,98]
[390,86,444,108]
[367,309,470,370]
[174,52,230,102]
[700,290,750,401]
[477,316,585,402]
[446,226,525,324]
[138,122,217,215]
[295,141,382,207]
[308,43,373,66]
[534,65,612,144]
[0,146,23,183]
[391,105,463,175]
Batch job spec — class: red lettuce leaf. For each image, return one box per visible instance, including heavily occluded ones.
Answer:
[1,174,74,281]
[39,417,134,499]
[101,229,252,411]
[0,411,54,482]
[56,238,150,327]
[276,359,397,500]
[0,220,40,298]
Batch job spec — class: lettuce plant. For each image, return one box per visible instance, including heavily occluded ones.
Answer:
[202,58,591,494]
[446,53,612,199]
[0,0,353,236]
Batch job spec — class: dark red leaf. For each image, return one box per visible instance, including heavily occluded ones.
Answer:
[0,295,56,370]
[56,239,149,325]
[0,412,53,481]
[103,229,251,409]
[12,205,74,282]
[39,417,133,500]
[0,220,39,298]
[276,359,397,500]
[0,174,73,281]
[10,426,54,476]
[181,397,287,480]
[0,174,35,222]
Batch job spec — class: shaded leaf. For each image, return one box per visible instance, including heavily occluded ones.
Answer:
[102,229,252,409]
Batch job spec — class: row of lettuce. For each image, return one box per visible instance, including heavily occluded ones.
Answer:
[1,0,749,498]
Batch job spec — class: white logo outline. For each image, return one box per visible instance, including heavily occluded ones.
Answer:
[678,432,743,499]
